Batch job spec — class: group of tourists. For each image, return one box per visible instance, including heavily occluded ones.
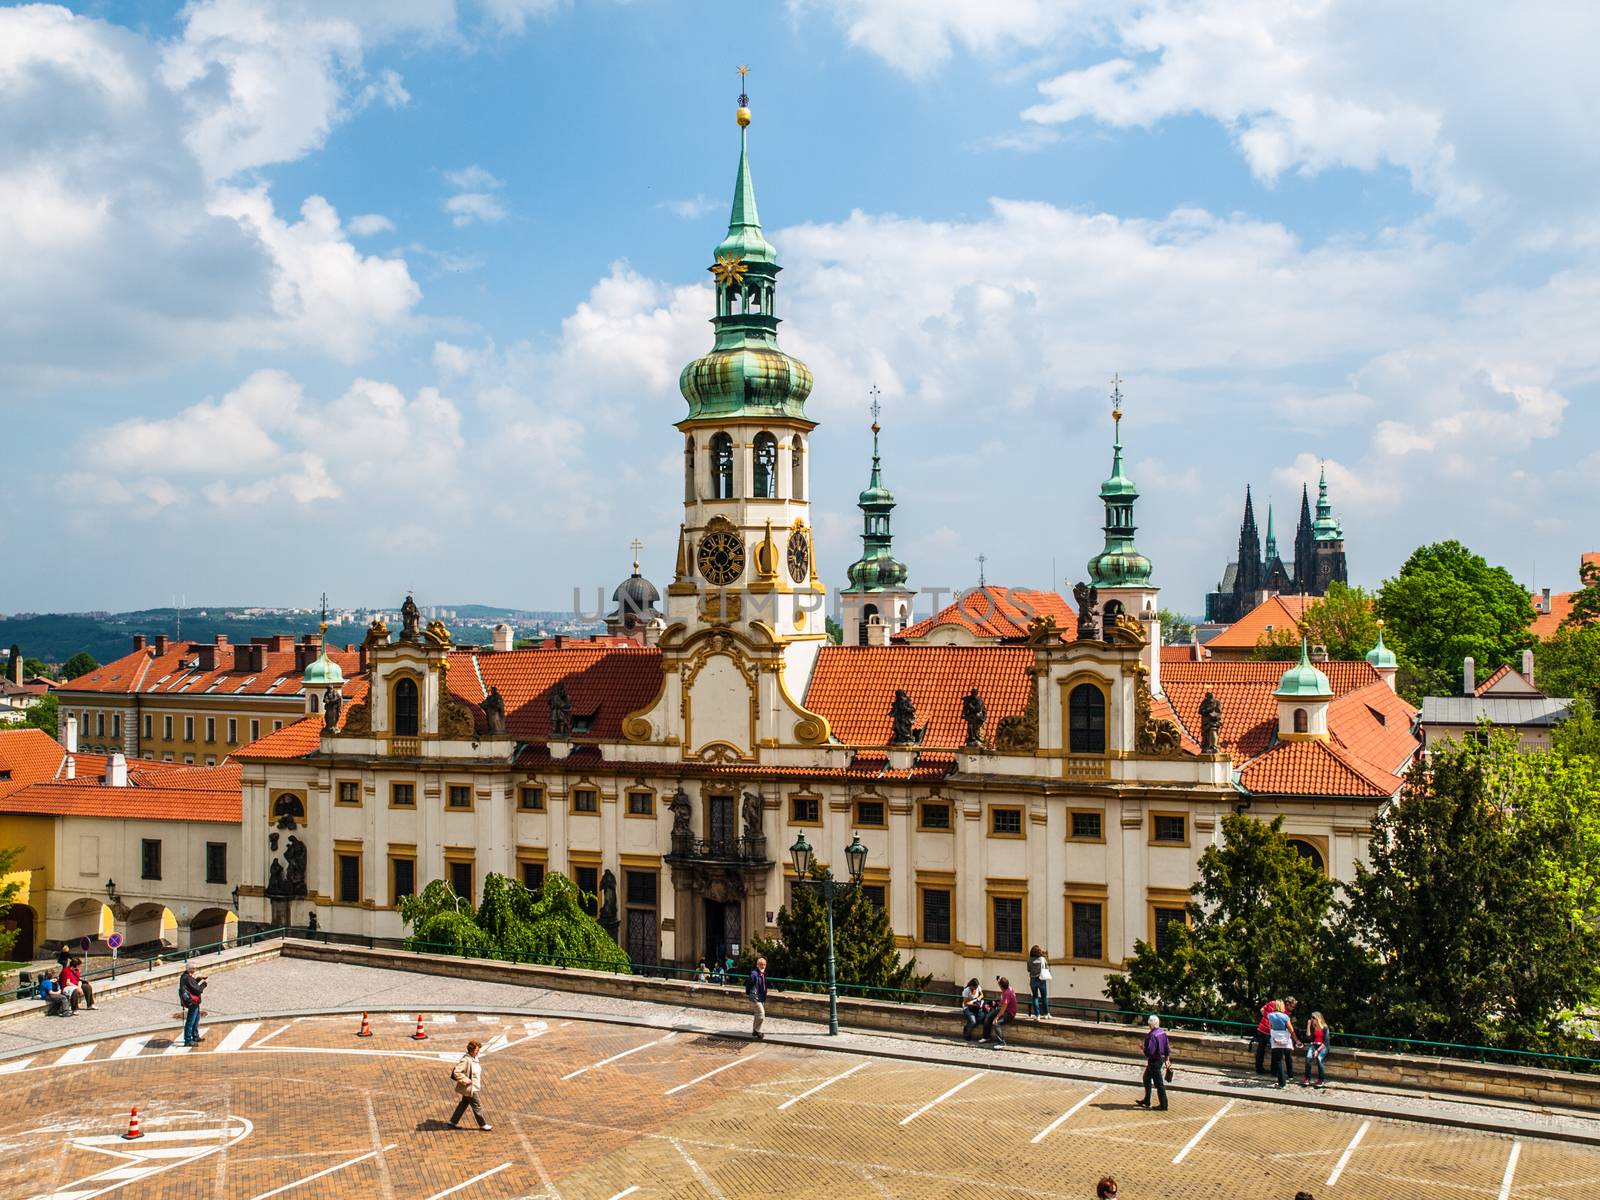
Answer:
[1253,996,1331,1089]
[35,957,95,1016]
[959,975,1021,1047]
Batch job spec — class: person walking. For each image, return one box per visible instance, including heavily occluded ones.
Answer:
[960,978,985,1041]
[1302,1011,1329,1088]
[745,956,768,1039]
[1267,1003,1298,1088]
[1134,1014,1171,1110]
[1026,944,1051,1018]
[981,976,1018,1047]
[447,1040,492,1130]
[1095,1178,1119,1199]
[178,965,206,1046]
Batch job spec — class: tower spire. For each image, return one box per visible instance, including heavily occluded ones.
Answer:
[1313,461,1343,540]
[1264,503,1277,562]
[844,388,909,599]
[1086,375,1152,588]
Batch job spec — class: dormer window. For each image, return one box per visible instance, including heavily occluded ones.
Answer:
[1069,683,1107,754]
[393,677,419,736]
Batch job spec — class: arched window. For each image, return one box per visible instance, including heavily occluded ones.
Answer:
[1287,839,1325,873]
[684,437,695,502]
[1069,684,1106,754]
[753,433,777,498]
[1293,707,1308,734]
[309,693,320,713]
[711,433,734,499]
[790,438,804,499]
[1103,599,1125,622]
[859,602,879,645]
[394,677,419,736]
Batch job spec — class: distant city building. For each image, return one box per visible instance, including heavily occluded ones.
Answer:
[1419,652,1575,752]
[1205,468,1348,624]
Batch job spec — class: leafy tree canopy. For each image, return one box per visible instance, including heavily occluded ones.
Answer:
[61,651,100,681]
[1104,814,1336,1021]
[1376,541,1533,701]
[824,616,843,645]
[1562,559,1600,630]
[1158,609,1197,644]
[21,692,58,736]
[1534,625,1600,709]
[0,845,24,960]
[1252,581,1379,661]
[744,863,929,996]
[399,871,628,971]
[23,656,50,679]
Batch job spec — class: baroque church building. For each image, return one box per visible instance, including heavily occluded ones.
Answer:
[1204,471,1349,624]
[233,95,1416,999]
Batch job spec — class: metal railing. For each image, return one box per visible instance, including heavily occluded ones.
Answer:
[7,926,292,1001]
[666,835,768,863]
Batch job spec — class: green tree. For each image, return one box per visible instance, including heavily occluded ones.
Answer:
[1534,625,1600,708]
[1104,814,1335,1021]
[1562,559,1600,629]
[21,692,58,735]
[1251,582,1380,661]
[61,651,99,680]
[1553,697,1600,759]
[1158,608,1196,644]
[824,616,843,644]
[1376,541,1533,701]
[22,656,50,679]
[399,871,628,971]
[745,864,929,995]
[0,846,24,960]
[1338,734,1600,1049]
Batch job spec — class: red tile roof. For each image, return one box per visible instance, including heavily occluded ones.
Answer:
[453,645,663,741]
[59,639,360,699]
[895,587,1076,644]
[1161,642,1211,663]
[237,715,325,759]
[0,762,240,822]
[0,728,73,798]
[1237,738,1398,799]
[805,645,1034,748]
[1528,553,1598,638]
[1204,594,1319,652]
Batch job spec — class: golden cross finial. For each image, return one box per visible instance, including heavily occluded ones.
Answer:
[1110,373,1124,421]
[868,384,882,432]
[738,64,749,78]
[630,538,643,573]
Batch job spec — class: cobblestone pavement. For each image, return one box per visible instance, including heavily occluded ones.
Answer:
[4,1001,1600,1199]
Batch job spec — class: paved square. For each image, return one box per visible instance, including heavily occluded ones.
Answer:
[1,1013,1595,1199]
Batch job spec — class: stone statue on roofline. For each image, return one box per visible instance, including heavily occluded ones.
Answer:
[961,686,987,747]
[548,682,572,739]
[482,686,507,736]
[890,689,916,745]
[669,786,692,856]
[322,685,343,732]
[1073,582,1099,640]
[400,593,422,642]
[742,791,763,842]
[1200,690,1223,755]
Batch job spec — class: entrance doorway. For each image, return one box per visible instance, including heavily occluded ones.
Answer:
[703,898,742,967]
[707,794,736,856]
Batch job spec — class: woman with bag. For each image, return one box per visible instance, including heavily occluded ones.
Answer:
[1266,1004,1298,1088]
[448,1040,492,1130]
[1302,1011,1329,1088]
[1026,945,1052,1018]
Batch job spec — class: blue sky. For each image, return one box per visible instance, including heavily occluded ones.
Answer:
[5,1,1598,617]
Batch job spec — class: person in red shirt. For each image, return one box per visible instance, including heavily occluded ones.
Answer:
[60,958,95,1011]
[981,976,1018,1047]
[1254,996,1296,1073]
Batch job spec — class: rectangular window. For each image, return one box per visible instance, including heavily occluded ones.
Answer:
[520,859,546,893]
[990,806,1024,837]
[920,887,952,945]
[626,790,654,816]
[575,865,599,916]
[184,716,194,741]
[1152,814,1188,845]
[1069,810,1104,842]
[227,718,237,743]
[1154,906,1187,957]
[1072,901,1104,962]
[205,842,227,885]
[860,883,886,911]
[183,755,194,765]
[96,712,105,736]
[205,717,215,743]
[164,715,173,740]
[918,801,951,830]
[273,720,282,731]
[204,755,216,767]
[448,859,474,902]
[625,870,658,907]
[992,895,1024,955]
[519,786,545,811]
[336,853,361,903]
[391,856,416,905]
[447,784,473,809]
[854,799,886,827]
[250,719,260,741]
[790,795,820,824]
[112,714,121,739]
[391,782,415,807]
[140,838,162,880]
[337,781,360,806]
[572,787,598,813]
[143,714,152,739]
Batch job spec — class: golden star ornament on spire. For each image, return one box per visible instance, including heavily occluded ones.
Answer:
[712,253,748,287]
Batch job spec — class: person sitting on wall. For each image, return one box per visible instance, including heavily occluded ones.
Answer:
[37,970,72,1017]
[60,958,95,1011]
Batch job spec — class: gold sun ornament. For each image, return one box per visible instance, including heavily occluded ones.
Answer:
[712,253,748,287]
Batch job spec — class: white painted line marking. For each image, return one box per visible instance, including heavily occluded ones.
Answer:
[1172,1099,1235,1164]
[560,1033,675,1081]
[57,1044,98,1065]
[423,1162,512,1200]
[161,1040,193,1056]
[214,1022,261,1054]
[1030,1086,1105,1144]
[252,1022,291,1048]
[245,1143,395,1200]
[672,1140,726,1199]
[899,1072,983,1126]
[0,1057,35,1073]
[606,1189,640,1200]
[1326,1120,1369,1186]
[109,1037,150,1060]
[665,1053,760,1096]
[1497,1140,1522,1200]
[777,1061,868,1110]
[38,1119,253,1200]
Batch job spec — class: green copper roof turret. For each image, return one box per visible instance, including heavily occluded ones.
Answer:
[679,85,811,423]
[1277,638,1333,697]
[1366,621,1398,670]
[844,400,909,593]
[1086,385,1153,588]
[1312,463,1343,542]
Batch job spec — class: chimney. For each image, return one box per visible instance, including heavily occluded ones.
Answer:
[1309,644,1330,663]
[132,634,147,652]
[1463,655,1476,696]
[65,754,75,780]
[553,635,564,648]
[1523,648,1535,687]
[358,643,368,674]
[65,714,78,753]
[493,623,514,653]
[213,633,229,649]
[232,644,253,673]
[1541,587,1552,614]
[154,635,169,655]
[9,653,19,686]
[866,615,890,646]
[269,634,293,653]
[194,644,218,671]
[107,751,127,787]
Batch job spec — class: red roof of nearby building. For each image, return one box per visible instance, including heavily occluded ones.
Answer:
[1204,594,1319,653]
[805,645,1034,748]
[1163,660,1386,764]
[1161,642,1211,663]
[0,728,74,798]
[59,638,360,699]
[1237,738,1398,799]
[1528,552,1598,639]
[453,645,663,741]
[0,761,241,822]
[895,587,1076,644]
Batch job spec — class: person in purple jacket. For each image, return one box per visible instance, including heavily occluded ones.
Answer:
[1134,1014,1171,1110]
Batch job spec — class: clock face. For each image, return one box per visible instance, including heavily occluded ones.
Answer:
[697,529,745,586]
[787,529,810,583]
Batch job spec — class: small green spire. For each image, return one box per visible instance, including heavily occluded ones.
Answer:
[1313,462,1343,541]
[1264,503,1278,561]
[844,390,908,594]
[1086,377,1152,588]
[1276,637,1333,697]
[1366,620,1398,670]
[715,123,776,266]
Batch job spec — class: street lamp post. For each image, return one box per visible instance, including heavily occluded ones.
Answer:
[788,831,868,1036]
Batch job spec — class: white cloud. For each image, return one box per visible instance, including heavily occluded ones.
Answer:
[476,0,566,34]
[444,165,508,226]
[346,213,397,237]
[660,195,718,219]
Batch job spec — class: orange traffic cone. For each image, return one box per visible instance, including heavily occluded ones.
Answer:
[356,1012,373,1038]
[412,1013,427,1040]
[122,1106,144,1140]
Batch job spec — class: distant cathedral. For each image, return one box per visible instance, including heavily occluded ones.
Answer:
[1205,465,1348,624]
